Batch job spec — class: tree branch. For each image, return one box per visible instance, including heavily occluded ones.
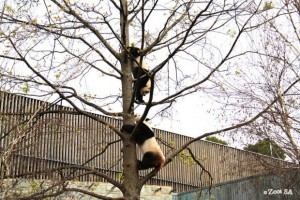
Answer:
[164,77,300,166]
[50,0,120,60]
[8,38,124,138]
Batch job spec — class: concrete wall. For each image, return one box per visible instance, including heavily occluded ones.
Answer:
[173,170,300,200]
[0,179,172,200]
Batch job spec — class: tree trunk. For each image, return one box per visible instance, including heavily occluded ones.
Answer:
[121,135,141,199]
[119,0,142,199]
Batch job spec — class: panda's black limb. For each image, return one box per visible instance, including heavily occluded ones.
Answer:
[132,69,150,104]
[134,100,145,104]
[137,152,160,170]
[132,80,144,104]
[134,93,145,104]
[121,125,135,134]
[133,83,144,103]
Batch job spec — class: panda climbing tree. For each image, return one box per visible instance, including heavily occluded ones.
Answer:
[123,47,165,170]
[128,46,151,104]
[121,115,165,170]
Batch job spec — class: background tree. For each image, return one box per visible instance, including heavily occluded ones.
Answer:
[205,136,228,145]
[0,0,298,199]
[244,138,285,159]
[208,0,300,163]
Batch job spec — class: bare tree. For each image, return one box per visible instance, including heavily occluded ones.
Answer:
[1,0,296,199]
[208,0,300,163]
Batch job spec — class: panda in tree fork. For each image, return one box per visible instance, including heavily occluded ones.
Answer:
[128,46,151,104]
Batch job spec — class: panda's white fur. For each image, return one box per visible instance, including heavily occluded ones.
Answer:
[130,55,148,71]
[138,137,165,169]
[140,79,151,96]
[128,47,152,103]
[131,55,151,96]
[134,116,165,170]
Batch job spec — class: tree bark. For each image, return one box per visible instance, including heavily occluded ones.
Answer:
[121,135,141,199]
[120,0,141,199]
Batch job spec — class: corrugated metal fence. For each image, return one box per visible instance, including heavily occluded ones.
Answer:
[0,91,292,192]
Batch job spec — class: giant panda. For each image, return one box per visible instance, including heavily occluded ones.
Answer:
[121,115,165,170]
[128,47,151,104]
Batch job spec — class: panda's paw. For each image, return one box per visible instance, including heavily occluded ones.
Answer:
[121,125,135,133]
[136,160,145,170]
[135,99,146,104]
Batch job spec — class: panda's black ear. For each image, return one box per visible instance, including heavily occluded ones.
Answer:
[128,46,142,57]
